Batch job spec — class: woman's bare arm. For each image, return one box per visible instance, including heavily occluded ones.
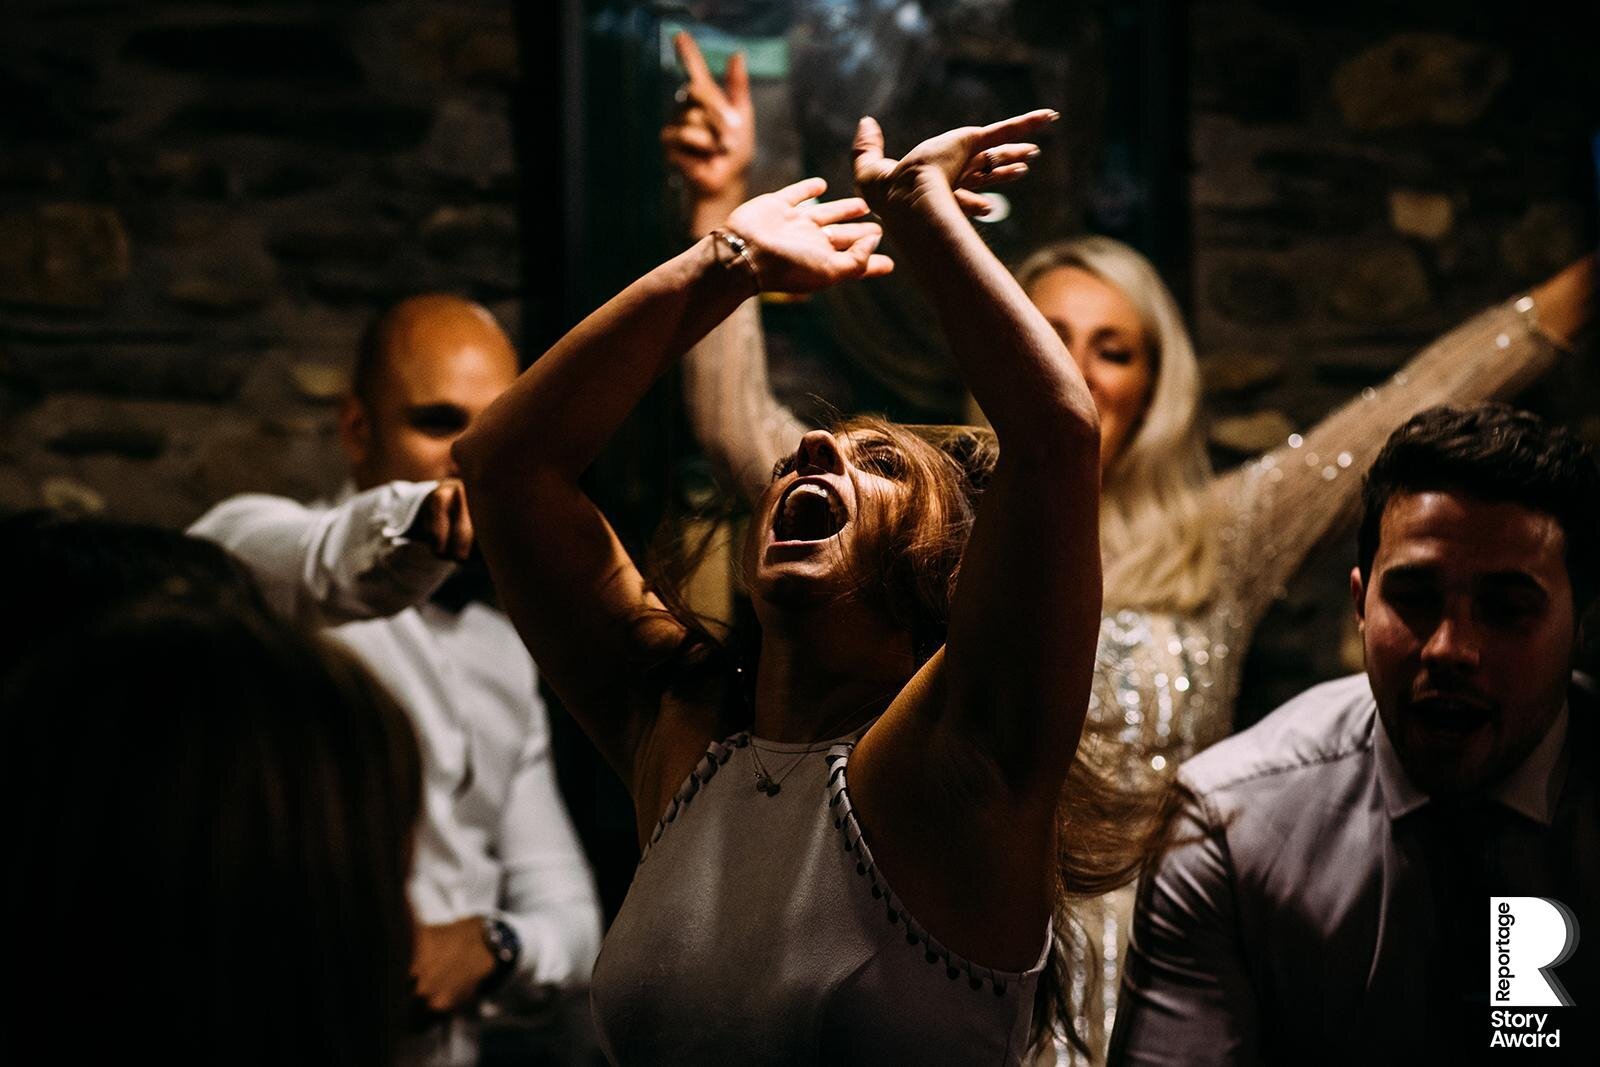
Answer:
[454,182,890,786]
[847,114,1102,966]
[855,113,1101,795]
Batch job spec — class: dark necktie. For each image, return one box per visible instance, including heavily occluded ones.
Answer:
[1416,800,1498,1057]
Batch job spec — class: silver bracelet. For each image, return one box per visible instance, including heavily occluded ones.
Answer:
[1513,293,1541,337]
[711,228,762,295]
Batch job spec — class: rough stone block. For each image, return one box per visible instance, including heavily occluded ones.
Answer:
[46,426,168,460]
[1209,410,1296,454]
[1332,33,1509,131]
[246,163,335,198]
[410,11,519,88]
[0,204,130,309]
[123,23,364,85]
[1388,189,1453,241]
[1499,202,1590,282]
[1327,242,1430,323]
[0,150,68,192]
[421,99,515,188]
[288,362,349,401]
[1205,260,1299,325]
[168,101,432,153]
[1202,352,1286,395]
[1202,33,1303,123]
[125,151,236,199]
[0,465,38,513]
[166,275,271,314]
[0,345,248,403]
[165,220,279,313]
[269,221,398,265]
[305,265,401,307]
[196,421,344,505]
[420,204,517,261]
[40,476,106,516]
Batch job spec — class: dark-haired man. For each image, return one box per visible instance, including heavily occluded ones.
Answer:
[1110,403,1600,1064]
[192,295,600,1066]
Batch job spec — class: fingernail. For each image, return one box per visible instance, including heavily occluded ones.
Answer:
[1047,110,1061,121]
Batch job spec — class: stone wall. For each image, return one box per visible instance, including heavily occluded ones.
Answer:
[0,0,523,524]
[2,2,1595,719]
[1187,2,1598,721]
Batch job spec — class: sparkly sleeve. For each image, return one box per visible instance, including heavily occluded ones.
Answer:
[681,296,810,506]
[1206,296,1560,634]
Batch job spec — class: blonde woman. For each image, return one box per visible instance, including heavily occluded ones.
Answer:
[663,31,1596,1062]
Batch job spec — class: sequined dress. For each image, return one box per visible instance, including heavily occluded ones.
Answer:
[682,294,1560,1063]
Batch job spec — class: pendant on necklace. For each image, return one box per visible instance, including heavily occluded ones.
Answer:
[754,774,780,796]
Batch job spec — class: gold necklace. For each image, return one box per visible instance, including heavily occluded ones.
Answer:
[736,664,888,796]
[749,741,830,796]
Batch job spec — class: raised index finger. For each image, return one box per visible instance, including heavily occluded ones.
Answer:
[973,109,1060,149]
[778,176,828,206]
[673,31,722,99]
[852,116,887,174]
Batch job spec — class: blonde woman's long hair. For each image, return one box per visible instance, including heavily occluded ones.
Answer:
[1015,237,1218,613]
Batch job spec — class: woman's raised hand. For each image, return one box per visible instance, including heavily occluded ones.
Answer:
[852,110,1057,219]
[722,178,893,294]
[661,31,754,203]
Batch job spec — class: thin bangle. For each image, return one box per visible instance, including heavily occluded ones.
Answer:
[710,228,762,295]
[1510,291,1574,354]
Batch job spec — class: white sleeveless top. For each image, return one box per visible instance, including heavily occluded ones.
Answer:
[590,731,1048,1064]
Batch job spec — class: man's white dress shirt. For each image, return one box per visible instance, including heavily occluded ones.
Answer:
[192,482,602,1064]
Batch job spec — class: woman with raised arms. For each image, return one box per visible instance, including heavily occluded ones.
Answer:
[663,31,1594,1060]
[454,110,1146,1063]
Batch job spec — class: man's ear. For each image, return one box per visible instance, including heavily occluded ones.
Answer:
[338,395,371,470]
[1350,566,1367,627]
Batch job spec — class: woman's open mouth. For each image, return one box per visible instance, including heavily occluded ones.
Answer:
[772,481,847,543]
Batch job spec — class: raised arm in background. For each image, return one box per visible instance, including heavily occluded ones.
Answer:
[665,31,806,502]
[1211,253,1596,637]
[452,181,891,818]
[842,111,1105,969]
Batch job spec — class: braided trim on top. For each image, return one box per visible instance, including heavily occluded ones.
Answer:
[824,744,1047,997]
[640,732,749,863]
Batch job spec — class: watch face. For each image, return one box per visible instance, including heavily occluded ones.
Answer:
[484,918,520,965]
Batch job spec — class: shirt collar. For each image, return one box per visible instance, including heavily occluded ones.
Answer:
[1495,703,1569,825]
[1375,695,1569,826]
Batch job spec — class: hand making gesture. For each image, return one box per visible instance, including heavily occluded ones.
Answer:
[722,178,893,294]
[852,110,1057,220]
[662,31,754,229]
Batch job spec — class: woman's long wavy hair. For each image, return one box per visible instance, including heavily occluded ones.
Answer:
[1016,237,1219,613]
[646,414,1170,1054]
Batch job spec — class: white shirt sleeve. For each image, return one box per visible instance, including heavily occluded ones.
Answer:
[492,680,604,996]
[188,482,456,627]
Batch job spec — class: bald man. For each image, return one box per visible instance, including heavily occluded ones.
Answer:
[192,295,602,1066]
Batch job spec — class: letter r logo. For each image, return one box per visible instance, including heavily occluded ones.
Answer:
[1493,896,1579,1006]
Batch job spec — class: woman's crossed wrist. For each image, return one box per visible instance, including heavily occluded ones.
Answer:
[709,228,763,296]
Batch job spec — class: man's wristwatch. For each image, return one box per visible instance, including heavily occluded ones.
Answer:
[481,917,521,994]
